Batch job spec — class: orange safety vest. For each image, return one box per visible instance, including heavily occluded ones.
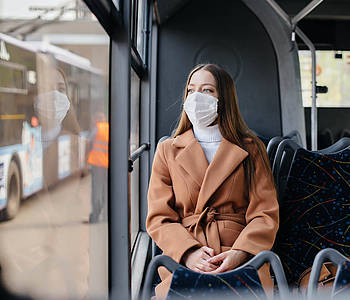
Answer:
[88,121,109,168]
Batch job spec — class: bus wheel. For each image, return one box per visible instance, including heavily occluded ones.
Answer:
[4,161,21,220]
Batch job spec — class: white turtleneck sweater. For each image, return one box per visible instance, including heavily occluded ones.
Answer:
[193,124,223,164]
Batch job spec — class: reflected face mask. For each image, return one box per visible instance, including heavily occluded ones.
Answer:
[183,92,218,128]
[35,90,70,125]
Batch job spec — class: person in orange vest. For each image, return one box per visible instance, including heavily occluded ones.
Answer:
[87,112,109,223]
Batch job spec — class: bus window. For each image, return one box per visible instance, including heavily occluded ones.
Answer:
[136,0,146,62]
[0,61,27,94]
[299,50,350,107]
[0,1,109,299]
[130,68,140,248]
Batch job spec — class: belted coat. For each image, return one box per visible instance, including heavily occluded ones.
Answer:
[146,129,279,298]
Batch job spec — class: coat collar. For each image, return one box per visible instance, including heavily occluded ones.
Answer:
[172,130,208,188]
[172,129,249,212]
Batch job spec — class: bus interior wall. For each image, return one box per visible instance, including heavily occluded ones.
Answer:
[156,0,283,141]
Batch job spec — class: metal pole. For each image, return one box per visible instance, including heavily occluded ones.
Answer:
[292,0,324,28]
[296,27,317,150]
[265,0,320,150]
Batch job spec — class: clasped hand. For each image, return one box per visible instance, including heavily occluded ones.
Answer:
[182,246,249,273]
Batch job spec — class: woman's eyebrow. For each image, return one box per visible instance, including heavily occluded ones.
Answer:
[188,83,216,87]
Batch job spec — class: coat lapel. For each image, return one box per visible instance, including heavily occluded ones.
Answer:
[195,138,248,213]
[173,130,208,187]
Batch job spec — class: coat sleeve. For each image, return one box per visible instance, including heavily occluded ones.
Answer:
[231,144,279,255]
[146,141,202,263]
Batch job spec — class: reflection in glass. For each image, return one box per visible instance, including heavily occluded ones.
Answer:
[0,1,109,299]
[136,0,146,61]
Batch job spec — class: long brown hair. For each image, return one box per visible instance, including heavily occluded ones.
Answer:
[174,64,273,195]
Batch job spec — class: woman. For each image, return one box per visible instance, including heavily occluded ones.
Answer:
[35,66,81,187]
[35,67,80,150]
[146,64,279,299]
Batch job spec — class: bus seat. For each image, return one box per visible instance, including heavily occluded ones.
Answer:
[318,137,350,154]
[271,139,301,199]
[273,145,350,284]
[256,134,270,147]
[267,130,303,167]
[340,128,350,139]
[141,251,289,300]
[284,130,303,147]
[319,128,335,149]
[152,241,162,257]
[267,136,284,166]
[307,248,350,300]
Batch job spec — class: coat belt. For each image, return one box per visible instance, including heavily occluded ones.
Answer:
[181,207,245,255]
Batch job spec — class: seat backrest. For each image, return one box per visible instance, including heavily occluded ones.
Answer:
[142,251,289,300]
[340,128,350,139]
[319,128,335,149]
[318,137,350,154]
[307,248,350,300]
[267,130,303,168]
[274,145,350,284]
[267,136,284,166]
[284,130,303,147]
[271,138,301,198]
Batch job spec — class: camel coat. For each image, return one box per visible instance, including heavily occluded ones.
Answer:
[146,129,279,298]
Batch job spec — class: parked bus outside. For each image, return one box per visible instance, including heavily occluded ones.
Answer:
[0,33,106,220]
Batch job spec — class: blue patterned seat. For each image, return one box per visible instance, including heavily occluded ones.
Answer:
[167,264,265,299]
[142,251,289,300]
[307,248,350,299]
[274,146,350,285]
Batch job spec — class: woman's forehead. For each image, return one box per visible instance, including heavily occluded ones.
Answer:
[55,70,65,83]
[189,69,216,86]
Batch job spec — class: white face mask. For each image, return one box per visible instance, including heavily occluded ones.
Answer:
[34,90,70,126]
[183,92,218,128]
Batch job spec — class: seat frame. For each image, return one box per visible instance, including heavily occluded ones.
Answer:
[142,250,289,300]
[307,248,350,300]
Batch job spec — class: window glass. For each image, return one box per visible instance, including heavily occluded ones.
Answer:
[130,68,140,248]
[0,62,26,93]
[0,1,109,299]
[136,0,146,61]
[299,50,350,107]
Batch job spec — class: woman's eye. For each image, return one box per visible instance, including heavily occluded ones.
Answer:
[203,88,214,93]
[187,89,194,93]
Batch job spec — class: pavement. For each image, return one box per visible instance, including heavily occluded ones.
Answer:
[0,174,108,300]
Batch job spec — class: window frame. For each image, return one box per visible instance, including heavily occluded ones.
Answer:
[0,60,27,94]
[83,1,154,299]
[131,0,150,76]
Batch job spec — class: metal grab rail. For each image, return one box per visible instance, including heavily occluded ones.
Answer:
[265,0,324,150]
[128,143,150,172]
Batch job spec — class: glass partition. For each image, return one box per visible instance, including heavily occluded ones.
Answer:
[0,1,109,299]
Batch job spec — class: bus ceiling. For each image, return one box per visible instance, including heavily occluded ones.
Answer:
[154,0,350,25]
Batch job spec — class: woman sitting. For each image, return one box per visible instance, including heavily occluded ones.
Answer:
[146,64,279,299]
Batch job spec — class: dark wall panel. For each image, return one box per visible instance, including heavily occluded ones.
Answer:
[156,0,282,140]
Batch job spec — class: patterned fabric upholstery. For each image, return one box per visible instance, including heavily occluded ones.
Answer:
[274,147,350,284]
[333,261,350,299]
[167,265,266,299]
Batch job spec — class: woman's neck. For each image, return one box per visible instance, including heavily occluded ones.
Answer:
[193,124,222,143]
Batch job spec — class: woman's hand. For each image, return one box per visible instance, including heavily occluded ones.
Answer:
[182,246,218,273]
[206,249,250,273]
